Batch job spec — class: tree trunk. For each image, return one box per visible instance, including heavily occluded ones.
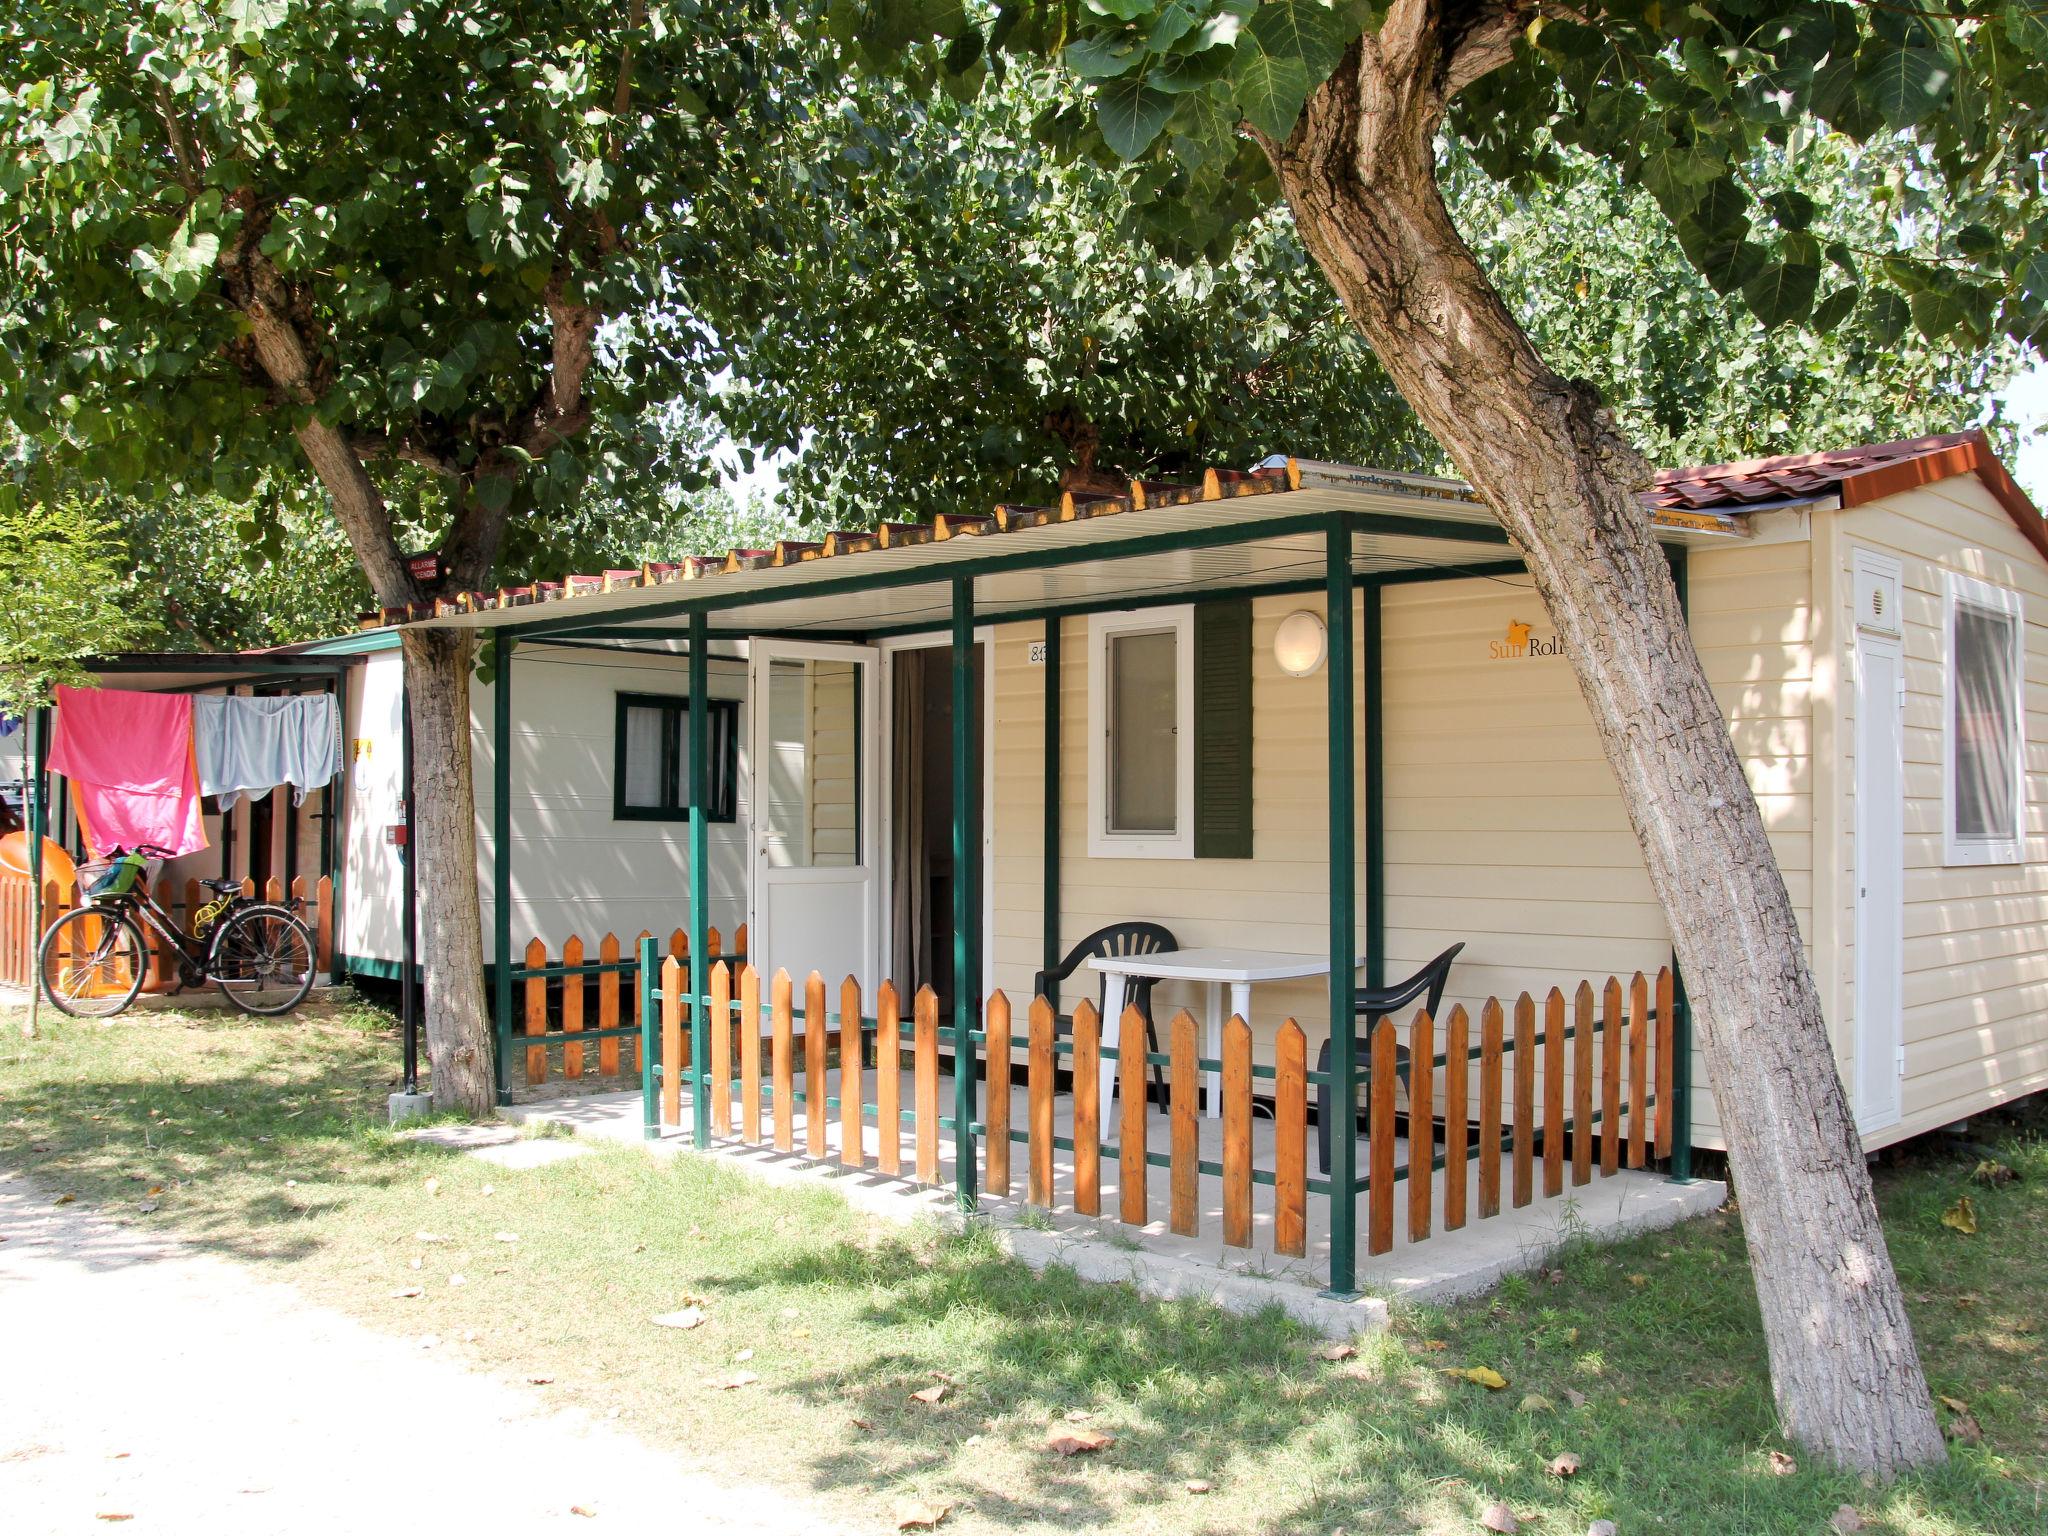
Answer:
[401,627,495,1116]
[1266,46,1945,1475]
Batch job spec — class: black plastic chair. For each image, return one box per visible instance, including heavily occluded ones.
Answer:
[1034,922,1178,1095]
[1316,943,1465,1173]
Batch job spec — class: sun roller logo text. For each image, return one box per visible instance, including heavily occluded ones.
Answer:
[1489,619,1566,660]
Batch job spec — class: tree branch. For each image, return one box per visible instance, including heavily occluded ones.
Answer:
[217,224,418,608]
[154,84,204,194]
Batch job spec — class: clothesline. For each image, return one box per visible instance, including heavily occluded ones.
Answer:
[44,685,341,860]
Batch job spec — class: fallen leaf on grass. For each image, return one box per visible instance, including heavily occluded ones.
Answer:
[94,1515,132,1523]
[495,1231,520,1242]
[1586,1522,1617,1536]
[569,1506,596,1518]
[136,1201,158,1215]
[528,1376,554,1386]
[423,1177,439,1196]
[893,1498,951,1530]
[52,1193,74,1206]
[1563,1387,1589,1409]
[1829,1506,1863,1533]
[1970,1160,2017,1187]
[1184,1479,1212,1495]
[733,1348,755,1364]
[414,1231,448,1243]
[1516,1394,1553,1414]
[651,1308,705,1330]
[1766,1450,1796,1476]
[701,1371,759,1391]
[1315,1341,1357,1362]
[1937,1395,1983,1444]
[1625,1273,1647,1287]
[389,1287,424,1299]
[1545,1452,1581,1478]
[1941,1195,1979,1235]
[1443,1366,1509,1391]
[910,1385,949,1406]
[1479,1500,1519,1532]
[1418,1339,1449,1353]
[1045,1426,1116,1457]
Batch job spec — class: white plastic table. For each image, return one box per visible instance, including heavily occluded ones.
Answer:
[1087,947,1368,1117]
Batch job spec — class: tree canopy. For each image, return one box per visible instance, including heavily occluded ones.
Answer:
[837,2,2044,356]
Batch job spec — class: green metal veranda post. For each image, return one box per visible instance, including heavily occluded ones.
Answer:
[1324,516,1359,1297]
[951,577,980,1212]
[492,636,515,1106]
[1362,580,1385,993]
[688,610,710,1149]
[1041,615,1061,989]
[639,933,660,1139]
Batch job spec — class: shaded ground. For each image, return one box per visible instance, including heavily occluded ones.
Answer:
[0,999,2042,1535]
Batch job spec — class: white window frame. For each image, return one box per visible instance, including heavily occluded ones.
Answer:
[1086,606,1196,860]
[1942,569,2027,867]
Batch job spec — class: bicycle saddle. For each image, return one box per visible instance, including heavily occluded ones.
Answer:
[198,878,245,894]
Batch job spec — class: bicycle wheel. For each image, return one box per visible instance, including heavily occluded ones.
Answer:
[210,903,317,1016]
[38,906,148,1019]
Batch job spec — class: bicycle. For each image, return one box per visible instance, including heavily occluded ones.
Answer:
[37,844,318,1019]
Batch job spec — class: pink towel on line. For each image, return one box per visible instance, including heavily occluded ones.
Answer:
[47,685,208,859]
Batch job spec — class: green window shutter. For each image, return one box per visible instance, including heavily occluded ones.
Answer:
[1194,598,1254,859]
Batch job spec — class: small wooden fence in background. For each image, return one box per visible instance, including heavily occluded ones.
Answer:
[0,872,333,994]
[501,924,747,1090]
[638,960,1675,1278]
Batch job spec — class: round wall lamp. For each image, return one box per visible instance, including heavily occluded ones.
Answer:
[1273,610,1328,678]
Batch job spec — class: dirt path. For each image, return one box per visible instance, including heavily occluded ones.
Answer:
[0,1171,849,1535]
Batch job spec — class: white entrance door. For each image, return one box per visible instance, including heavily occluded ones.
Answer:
[749,640,882,995]
[1853,623,1905,1135]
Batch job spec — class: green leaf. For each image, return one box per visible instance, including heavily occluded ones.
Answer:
[1741,259,1820,329]
[129,220,221,306]
[1810,285,1859,335]
[1762,190,1815,231]
[1066,35,1144,79]
[2006,3,2048,57]
[41,93,99,165]
[1243,0,1345,83]
[1857,44,1953,130]
[1865,287,1911,344]
[1909,284,1973,340]
[1094,75,1176,159]
[1231,41,1312,140]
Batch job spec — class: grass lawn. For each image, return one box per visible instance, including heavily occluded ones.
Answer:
[1,997,2042,1535]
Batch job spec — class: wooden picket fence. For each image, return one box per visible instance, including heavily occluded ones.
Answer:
[508,923,747,1087]
[646,962,1676,1272]
[0,870,333,994]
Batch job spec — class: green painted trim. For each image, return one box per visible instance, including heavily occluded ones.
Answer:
[1193,598,1255,859]
[1324,515,1359,1296]
[291,631,404,656]
[1362,580,1385,992]
[843,557,1532,645]
[610,690,739,823]
[951,576,980,1212]
[688,611,711,1150]
[1042,616,1061,986]
[492,639,515,1105]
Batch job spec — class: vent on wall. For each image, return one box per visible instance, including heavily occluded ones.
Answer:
[1853,551,1903,638]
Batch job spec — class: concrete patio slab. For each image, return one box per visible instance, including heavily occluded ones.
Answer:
[501,1079,1725,1337]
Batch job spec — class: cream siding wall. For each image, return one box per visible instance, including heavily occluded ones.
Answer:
[987,561,1813,1119]
[471,647,749,962]
[1829,478,2048,1146]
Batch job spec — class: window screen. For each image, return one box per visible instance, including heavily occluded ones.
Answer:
[1953,602,2020,844]
[1106,627,1178,835]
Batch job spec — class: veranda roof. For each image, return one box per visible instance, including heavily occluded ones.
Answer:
[363,456,1754,642]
